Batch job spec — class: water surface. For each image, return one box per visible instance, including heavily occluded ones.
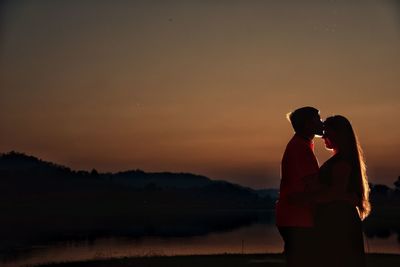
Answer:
[2,222,399,267]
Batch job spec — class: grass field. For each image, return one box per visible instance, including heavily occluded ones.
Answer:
[33,253,400,267]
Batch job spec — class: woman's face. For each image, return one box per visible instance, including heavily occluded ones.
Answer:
[322,127,337,151]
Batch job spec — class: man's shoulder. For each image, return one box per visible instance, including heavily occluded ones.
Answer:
[286,135,309,151]
[283,136,316,164]
[283,138,301,161]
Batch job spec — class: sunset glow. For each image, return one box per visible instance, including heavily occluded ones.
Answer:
[1,0,399,188]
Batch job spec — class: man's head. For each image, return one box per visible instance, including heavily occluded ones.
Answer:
[287,106,324,138]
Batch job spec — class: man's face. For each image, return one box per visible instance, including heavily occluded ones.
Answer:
[311,114,324,137]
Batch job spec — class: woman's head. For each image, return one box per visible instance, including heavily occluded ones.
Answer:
[323,115,371,220]
[322,115,356,154]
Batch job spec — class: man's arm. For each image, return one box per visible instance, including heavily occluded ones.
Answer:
[289,162,358,205]
[285,144,320,205]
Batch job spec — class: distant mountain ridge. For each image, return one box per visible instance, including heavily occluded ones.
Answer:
[0,151,266,193]
[0,151,276,199]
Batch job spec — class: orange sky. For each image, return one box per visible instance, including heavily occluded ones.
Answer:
[1,1,399,188]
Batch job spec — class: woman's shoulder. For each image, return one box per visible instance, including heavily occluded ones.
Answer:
[321,155,352,172]
[332,160,351,172]
[326,153,350,163]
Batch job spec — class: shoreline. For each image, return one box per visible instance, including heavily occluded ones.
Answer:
[24,253,400,267]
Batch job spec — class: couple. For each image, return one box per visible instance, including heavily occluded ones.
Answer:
[275,107,371,267]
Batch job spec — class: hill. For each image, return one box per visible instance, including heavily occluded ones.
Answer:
[0,151,275,253]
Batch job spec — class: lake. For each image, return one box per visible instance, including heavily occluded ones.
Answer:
[1,219,399,267]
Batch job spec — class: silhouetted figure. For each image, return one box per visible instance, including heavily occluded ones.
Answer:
[313,115,370,267]
[275,107,323,267]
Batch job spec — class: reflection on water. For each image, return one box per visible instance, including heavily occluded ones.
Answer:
[365,235,400,254]
[1,223,399,267]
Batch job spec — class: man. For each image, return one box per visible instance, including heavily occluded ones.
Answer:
[275,106,324,267]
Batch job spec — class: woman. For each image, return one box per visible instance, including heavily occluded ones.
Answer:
[314,115,370,267]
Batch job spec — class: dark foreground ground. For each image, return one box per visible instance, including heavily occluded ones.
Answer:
[34,253,400,267]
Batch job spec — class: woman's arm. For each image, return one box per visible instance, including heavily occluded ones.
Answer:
[288,161,356,205]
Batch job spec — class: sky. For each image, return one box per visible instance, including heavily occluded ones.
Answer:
[0,0,399,189]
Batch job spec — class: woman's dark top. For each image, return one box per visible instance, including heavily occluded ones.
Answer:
[315,154,366,267]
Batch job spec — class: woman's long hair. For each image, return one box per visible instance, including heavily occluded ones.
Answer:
[324,115,371,220]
